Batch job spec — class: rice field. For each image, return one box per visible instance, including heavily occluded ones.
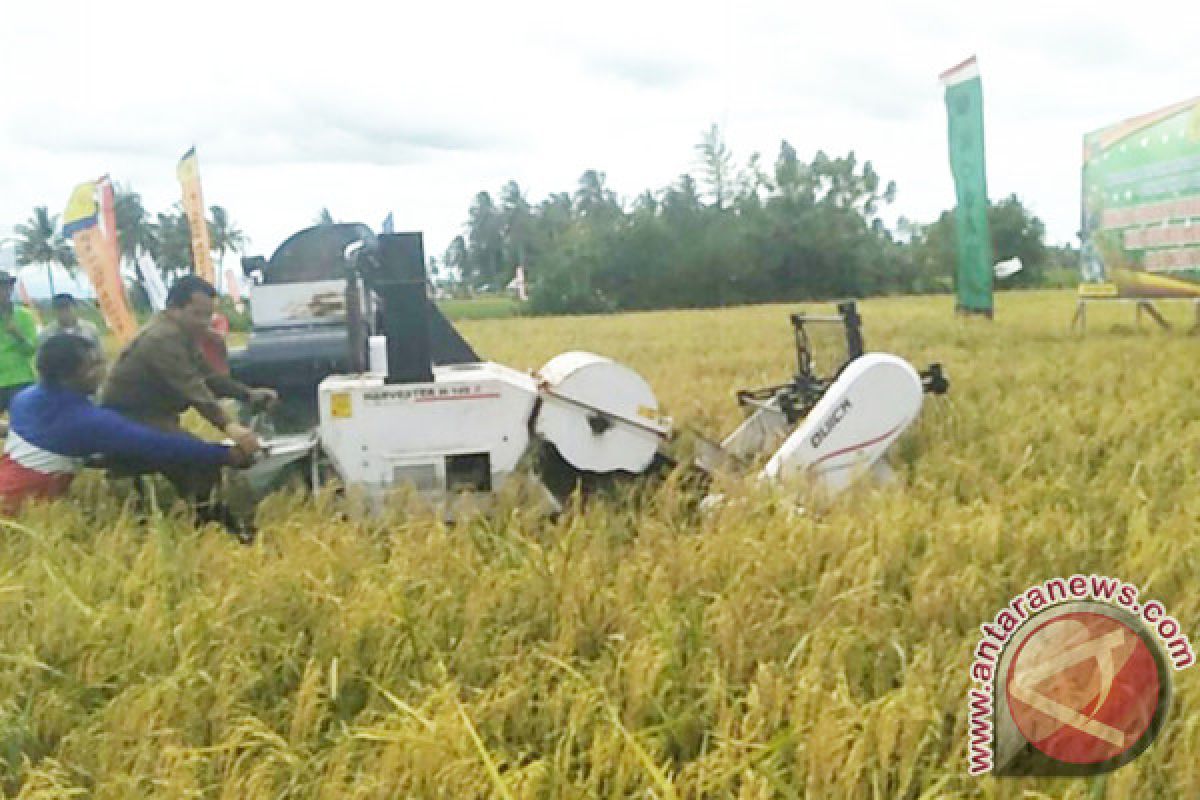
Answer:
[3,289,1200,798]
[437,295,523,321]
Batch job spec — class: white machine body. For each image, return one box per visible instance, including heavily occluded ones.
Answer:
[318,362,539,503]
[249,279,357,328]
[760,353,924,494]
[315,353,671,507]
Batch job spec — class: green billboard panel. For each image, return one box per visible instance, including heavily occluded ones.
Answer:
[1082,97,1200,297]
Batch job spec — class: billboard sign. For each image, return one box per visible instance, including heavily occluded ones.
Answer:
[1082,97,1200,297]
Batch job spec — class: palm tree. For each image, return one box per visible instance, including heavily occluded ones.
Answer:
[113,185,156,271]
[14,206,75,297]
[207,205,247,278]
[149,208,193,283]
[113,186,163,308]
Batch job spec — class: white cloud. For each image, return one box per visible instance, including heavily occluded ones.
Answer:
[3,0,1199,271]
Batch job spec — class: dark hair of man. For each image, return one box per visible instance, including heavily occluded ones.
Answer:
[52,293,76,308]
[166,275,217,310]
[37,334,97,388]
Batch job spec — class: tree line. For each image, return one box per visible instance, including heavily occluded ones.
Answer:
[444,125,1077,314]
[10,127,1077,316]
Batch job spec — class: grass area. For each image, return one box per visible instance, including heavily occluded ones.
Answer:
[436,294,523,321]
[3,289,1200,797]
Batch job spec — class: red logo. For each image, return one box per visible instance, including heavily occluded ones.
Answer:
[1005,611,1160,764]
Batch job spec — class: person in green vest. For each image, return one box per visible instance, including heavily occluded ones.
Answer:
[0,271,38,413]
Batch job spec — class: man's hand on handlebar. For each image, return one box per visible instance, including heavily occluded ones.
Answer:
[247,388,279,411]
[224,422,263,459]
[225,445,255,468]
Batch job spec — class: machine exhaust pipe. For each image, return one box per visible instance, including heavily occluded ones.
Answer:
[345,267,366,373]
[359,233,433,385]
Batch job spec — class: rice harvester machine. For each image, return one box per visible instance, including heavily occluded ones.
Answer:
[232,225,948,511]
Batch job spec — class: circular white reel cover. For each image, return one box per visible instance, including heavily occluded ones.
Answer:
[534,351,669,474]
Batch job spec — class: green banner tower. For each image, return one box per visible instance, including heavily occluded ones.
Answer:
[941,56,994,317]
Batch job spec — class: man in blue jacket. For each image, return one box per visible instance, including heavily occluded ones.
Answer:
[0,334,255,539]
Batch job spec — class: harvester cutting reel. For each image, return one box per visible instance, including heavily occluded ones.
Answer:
[693,301,948,494]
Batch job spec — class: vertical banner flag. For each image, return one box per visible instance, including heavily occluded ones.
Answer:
[177,146,216,284]
[16,278,41,324]
[224,267,244,308]
[940,56,994,316]
[138,253,168,312]
[97,176,121,278]
[63,180,137,343]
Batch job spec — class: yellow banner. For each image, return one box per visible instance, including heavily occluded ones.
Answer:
[63,181,98,236]
[177,147,216,285]
[72,226,137,344]
[64,180,137,344]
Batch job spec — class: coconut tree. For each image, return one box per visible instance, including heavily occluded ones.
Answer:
[148,208,194,283]
[113,185,156,271]
[208,204,247,278]
[14,206,75,297]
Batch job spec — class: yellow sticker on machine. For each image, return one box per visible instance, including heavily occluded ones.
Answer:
[330,392,352,418]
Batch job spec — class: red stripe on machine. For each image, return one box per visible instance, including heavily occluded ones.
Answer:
[810,423,903,469]
[414,392,503,403]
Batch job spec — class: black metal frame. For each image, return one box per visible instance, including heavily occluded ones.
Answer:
[734,301,947,425]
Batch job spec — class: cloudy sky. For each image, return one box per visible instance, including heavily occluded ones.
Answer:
[2,0,1197,274]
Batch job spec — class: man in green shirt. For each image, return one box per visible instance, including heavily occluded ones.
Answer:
[0,271,39,413]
